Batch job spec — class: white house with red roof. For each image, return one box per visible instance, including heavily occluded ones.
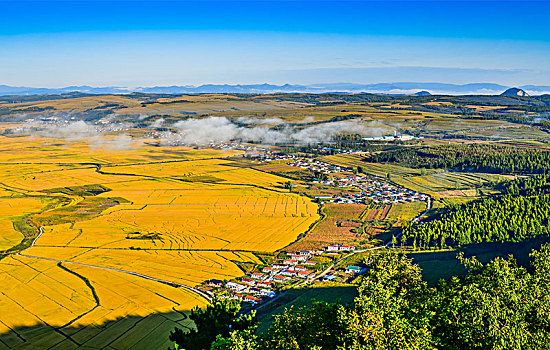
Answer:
[244,295,262,304]
[251,273,265,280]
[273,274,289,282]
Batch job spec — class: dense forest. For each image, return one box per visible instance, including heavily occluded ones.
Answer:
[169,249,550,350]
[369,144,550,174]
[401,174,550,248]
[401,195,550,248]
[502,173,550,196]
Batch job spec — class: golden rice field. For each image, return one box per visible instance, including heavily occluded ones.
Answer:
[0,197,45,250]
[0,133,320,349]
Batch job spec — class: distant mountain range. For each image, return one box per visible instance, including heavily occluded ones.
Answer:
[1,82,549,96]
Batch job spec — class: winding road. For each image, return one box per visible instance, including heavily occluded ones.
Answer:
[16,226,213,302]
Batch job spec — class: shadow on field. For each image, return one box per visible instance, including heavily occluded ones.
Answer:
[0,309,193,350]
[409,236,550,286]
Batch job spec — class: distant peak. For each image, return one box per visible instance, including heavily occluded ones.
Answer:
[413,90,431,96]
[501,87,529,97]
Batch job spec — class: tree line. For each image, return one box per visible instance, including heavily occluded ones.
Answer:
[169,248,550,350]
[369,144,550,174]
[402,174,550,249]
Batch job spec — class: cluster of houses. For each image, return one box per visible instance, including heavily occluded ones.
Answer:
[287,159,346,174]
[247,152,428,206]
[313,146,365,155]
[247,151,295,162]
[203,244,360,306]
[217,251,320,304]
[247,153,347,173]
[213,142,265,152]
[361,181,428,204]
[314,174,428,205]
[362,131,420,142]
[247,148,363,162]
[326,243,355,252]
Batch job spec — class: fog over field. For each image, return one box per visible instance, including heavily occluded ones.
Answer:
[17,116,391,148]
[168,117,388,145]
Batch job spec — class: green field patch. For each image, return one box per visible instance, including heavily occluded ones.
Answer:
[32,196,130,226]
[409,236,550,286]
[180,175,225,183]
[45,184,111,197]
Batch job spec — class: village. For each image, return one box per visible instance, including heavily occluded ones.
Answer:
[197,243,365,306]
[253,153,429,205]
[314,175,428,204]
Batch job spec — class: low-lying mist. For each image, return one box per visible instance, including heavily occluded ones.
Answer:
[164,116,390,145]
[13,115,393,149]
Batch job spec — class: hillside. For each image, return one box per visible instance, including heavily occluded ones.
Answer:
[501,87,529,97]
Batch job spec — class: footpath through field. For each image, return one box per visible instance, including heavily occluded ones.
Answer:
[17,226,213,302]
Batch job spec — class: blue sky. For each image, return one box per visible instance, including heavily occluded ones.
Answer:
[1,0,549,87]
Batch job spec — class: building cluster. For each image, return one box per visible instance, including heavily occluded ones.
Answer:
[249,153,347,173]
[203,244,359,306]
[315,174,428,205]
[212,142,265,152]
[249,152,429,206]
[326,244,356,252]
[287,158,345,173]
[249,152,296,162]
[362,131,420,142]
[314,146,365,155]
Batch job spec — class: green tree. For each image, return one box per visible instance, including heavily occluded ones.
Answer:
[210,327,261,350]
[431,248,550,349]
[266,301,348,350]
[169,298,256,350]
[343,252,434,350]
[284,181,293,192]
[313,171,327,182]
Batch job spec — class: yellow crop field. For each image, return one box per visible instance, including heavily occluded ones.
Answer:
[0,132,320,347]
[0,255,206,349]
[0,197,45,249]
